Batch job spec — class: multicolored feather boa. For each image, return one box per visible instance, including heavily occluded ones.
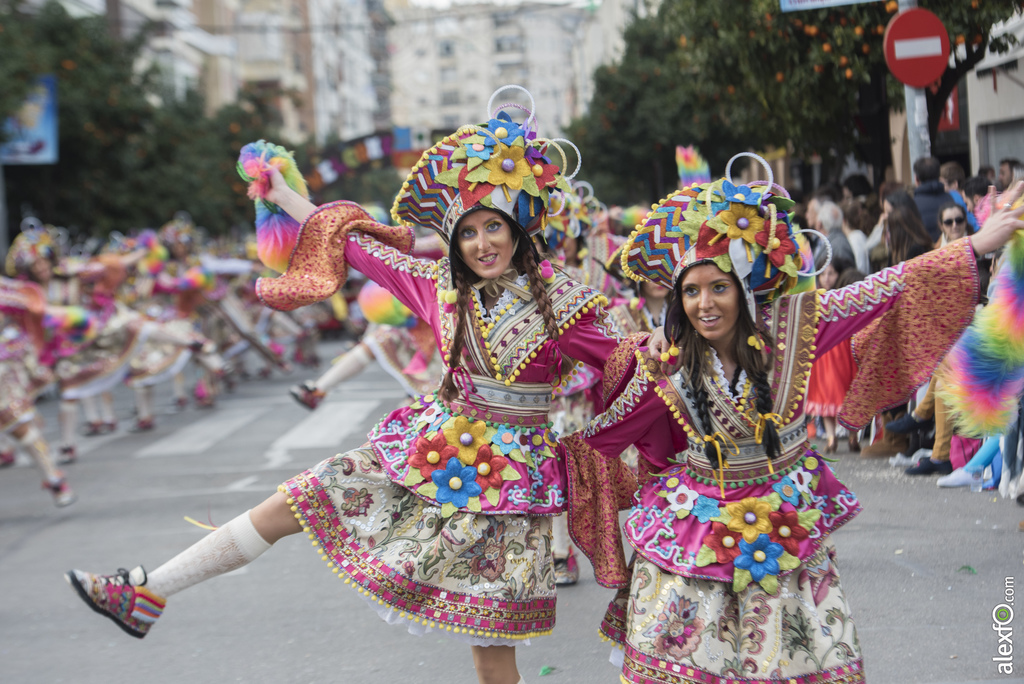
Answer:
[942,218,1024,436]
[236,140,309,273]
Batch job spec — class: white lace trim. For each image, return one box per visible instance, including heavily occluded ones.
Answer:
[708,347,747,400]
[472,273,530,322]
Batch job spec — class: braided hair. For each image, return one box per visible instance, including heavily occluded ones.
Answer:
[438,209,562,402]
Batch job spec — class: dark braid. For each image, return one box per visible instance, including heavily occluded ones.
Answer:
[751,370,781,461]
[693,383,719,463]
[438,267,473,403]
[520,246,560,344]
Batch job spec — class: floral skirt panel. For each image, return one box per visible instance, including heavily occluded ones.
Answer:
[0,349,53,431]
[282,446,557,646]
[602,549,864,684]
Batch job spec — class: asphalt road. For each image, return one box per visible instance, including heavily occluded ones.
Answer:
[2,343,1023,683]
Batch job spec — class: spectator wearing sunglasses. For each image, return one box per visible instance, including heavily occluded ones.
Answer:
[936,200,970,248]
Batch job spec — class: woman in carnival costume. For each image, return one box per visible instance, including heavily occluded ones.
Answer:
[565,156,1024,684]
[0,275,84,506]
[6,224,149,463]
[65,87,627,684]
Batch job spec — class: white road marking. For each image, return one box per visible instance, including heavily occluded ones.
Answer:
[136,408,271,457]
[261,399,381,468]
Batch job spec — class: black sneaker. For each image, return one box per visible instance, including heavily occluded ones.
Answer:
[885,413,933,435]
[905,458,953,476]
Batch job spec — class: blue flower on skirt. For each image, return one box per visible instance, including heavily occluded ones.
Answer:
[691,495,721,524]
[772,476,801,506]
[432,457,482,508]
[734,534,784,582]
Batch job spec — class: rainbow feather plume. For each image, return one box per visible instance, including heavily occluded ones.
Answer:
[357,281,414,327]
[237,140,310,273]
[941,213,1024,436]
[180,266,214,292]
[676,145,711,188]
[137,229,169,275]
[43,306,99,345]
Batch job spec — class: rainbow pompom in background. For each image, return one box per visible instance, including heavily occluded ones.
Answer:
[237,141,310,273]
[357,281,414,327]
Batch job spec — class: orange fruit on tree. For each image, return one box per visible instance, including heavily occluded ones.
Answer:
[845,68,854,79]
[776,71,785,82]
[854,26,864,36]
[823,43,832,53]
[839,56,849,66]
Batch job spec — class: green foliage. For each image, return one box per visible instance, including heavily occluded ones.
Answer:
[572,0,1022,204]
[1,1,281,237]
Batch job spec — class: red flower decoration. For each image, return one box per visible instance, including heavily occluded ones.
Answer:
[702,522,742,564]
[407,433,457,479]
[457,167,497,208]
[754,219,798,268]
[473,444,509,492]
[768,510,809,556]
[531,162,560,190]
[695,221,731,259]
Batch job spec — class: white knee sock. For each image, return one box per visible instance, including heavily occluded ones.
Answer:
[551,514,570,559]
[60,400,79,447]
[100,392,116,423]
[145,511,272,598]
[16,425,59,481]
[81,396,100,424]
[173,372,187,401]
[135,387,153,421]
[315,343,372,393]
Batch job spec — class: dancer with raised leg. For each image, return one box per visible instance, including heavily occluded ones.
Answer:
[65,89,626,684]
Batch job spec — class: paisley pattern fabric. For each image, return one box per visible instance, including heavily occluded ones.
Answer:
[282,447,556,644]
[0,336,53,431]
[603,549,864,684]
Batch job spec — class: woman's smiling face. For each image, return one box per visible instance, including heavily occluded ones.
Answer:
[679,263,740,347]
[455,209,516,281]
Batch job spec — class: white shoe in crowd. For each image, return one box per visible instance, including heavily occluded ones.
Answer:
[889,448,930,468]
[936,468,980,488]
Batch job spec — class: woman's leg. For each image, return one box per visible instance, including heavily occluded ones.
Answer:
[99,391,117,429]
[823,416,837,451]
[11,419,75,506]
[471,645,521,684]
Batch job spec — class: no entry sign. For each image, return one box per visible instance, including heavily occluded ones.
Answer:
[884,8,950,87]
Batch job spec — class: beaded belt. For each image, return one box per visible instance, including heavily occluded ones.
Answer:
[684,422,809,485]
[444,374,553,428]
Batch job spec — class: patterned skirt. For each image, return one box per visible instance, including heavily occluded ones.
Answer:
[601,547,864,684]
[281,446,557,646]
[0,353,53,432]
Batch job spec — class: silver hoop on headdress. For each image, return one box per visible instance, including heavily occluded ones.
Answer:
[487,85,536,129]
[20,217,43,233]
[791,227,832,278]
[548,191,567,217]
[725,152,774,189]
[547,138,581,180]
[573,180,595,203]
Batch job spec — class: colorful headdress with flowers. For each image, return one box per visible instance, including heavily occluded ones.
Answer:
[543,180,599,252]
[391,85,578,242]
[5,219,58,277]
[158,213,196,248]
[621,153,825,318]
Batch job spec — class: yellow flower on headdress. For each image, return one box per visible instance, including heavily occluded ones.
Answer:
[482,143,531,191]
[718,203,763,244]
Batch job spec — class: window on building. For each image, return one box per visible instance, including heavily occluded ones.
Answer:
[443,115,460,129]
[438,40,455,57]
[440,67,457,83]
[441,90,459,106]
[495,35,522,53]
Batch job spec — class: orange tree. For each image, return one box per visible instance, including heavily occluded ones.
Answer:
[572,0,1022,202]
